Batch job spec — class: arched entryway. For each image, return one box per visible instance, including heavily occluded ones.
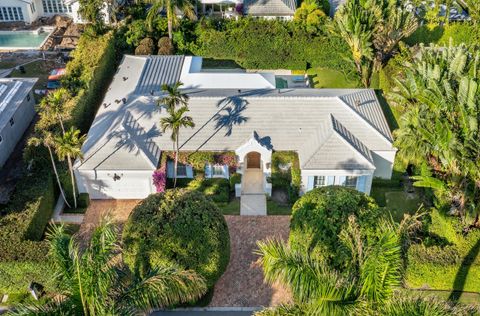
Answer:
[246,151,261,169]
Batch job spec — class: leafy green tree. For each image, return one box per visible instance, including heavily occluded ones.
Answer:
[140,0,196,39]
[53,127,86,209]
[8,219,207,315]
[294,0,327,34]
[390,42,480,226]
[122,189,230,288]
[28,131,72,209]
[159,92,195,187]
[78,0,106,34]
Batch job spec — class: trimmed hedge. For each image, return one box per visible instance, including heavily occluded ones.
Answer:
[193,18,354,72]
[0,171,55,293]
[122,189,230,288]
[64,31,118,133]
[404,23,480,47]
[289,186,383,271]
[271,151,301,203]
[405,208,480,292]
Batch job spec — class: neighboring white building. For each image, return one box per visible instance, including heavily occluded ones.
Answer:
[0,0,110,24]
[199,0,296,20]
[0,78,37,169]
[75,55,396,201]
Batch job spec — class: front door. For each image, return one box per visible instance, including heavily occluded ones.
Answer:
[246,152,261,169]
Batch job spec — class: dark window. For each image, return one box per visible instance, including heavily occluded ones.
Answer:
[345,176,358,188]
[313,176,326,188]
[9,118,14,126]
[176,164,187,177]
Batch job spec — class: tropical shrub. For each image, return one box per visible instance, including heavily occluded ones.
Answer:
[404,23,480,46]
[152,167,167,192]
[293,0,327,34]
[289,186,383,270]
[135,37,156,55]
[229,173,241,192]
[122,190,230,287]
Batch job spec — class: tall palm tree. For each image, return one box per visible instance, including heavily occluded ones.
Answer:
[37,88,70,134]
[255,217,402,315]
[7,219,207,315]
[158,82,189,111]
[28,131,72,209]
[160,105,195,187]
[54,127,86,209]
[140,0,196,39]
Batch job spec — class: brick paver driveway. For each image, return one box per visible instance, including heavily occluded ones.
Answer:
[210,216,292,308]
[79,200,140,238]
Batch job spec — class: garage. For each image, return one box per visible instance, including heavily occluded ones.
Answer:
[75,169,155,199]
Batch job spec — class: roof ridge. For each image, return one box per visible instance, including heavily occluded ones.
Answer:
[330,115,374,164]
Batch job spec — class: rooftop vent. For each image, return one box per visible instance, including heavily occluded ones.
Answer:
[354,99,361,107]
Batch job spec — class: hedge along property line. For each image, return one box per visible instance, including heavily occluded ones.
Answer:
[0,31,120,295]
[192,18,355,73]
[65,31,118,133]
[271,151,301,203]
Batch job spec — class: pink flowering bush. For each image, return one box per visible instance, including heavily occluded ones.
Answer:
[152,167,166,193]
[215,153,237,169]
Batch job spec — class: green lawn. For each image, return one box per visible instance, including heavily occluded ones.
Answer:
[307,67,360,88]
[9,60,54,91]
[201,58,243,69]
[267,200,291,215]
[370,186,422,222]
[219,199,240,215]
[399,288,480,306]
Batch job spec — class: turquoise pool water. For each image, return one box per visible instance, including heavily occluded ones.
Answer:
[0,31,50,49]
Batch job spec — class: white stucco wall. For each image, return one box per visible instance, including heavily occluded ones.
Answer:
[300,169,374,195]
[76,169,155,199]
[371,150,396,179]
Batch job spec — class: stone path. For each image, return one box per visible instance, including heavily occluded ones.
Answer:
[209,216,292,307]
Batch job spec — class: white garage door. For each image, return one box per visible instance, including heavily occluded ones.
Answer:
[83,171,154,199]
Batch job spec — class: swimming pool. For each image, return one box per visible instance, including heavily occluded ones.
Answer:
[0,27,54,50]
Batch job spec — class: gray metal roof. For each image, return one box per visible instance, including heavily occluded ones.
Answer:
[134,55,184,95]
[0,78,37,131]
[299,115,375,170]
[76,56,394,172]
[244,0,296,16]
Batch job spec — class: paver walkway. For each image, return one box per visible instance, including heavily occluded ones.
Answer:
[209,216,292,307]
[78,200,140,238]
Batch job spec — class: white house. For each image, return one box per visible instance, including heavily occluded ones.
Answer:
[0,78,37,169]
[74,55,396,205]
[0,0,110,24]
[199,0,296,20]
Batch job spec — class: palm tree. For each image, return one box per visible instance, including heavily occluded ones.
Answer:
[28,131,72,209]
[160,105,195,187]
[158,82,189,111]
[334,0,376,87]
[53,127,86,209]
[37,88,70,134]
[255,217,402,315]
[140,0,196,40]
[8,219,207,315]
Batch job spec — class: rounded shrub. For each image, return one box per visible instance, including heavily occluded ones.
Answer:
[135,37,155,55]
[289,186,382,270]
[158,36,174,55]
[122,189,230,287]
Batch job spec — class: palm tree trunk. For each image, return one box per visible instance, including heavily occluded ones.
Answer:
[58,116,65,135]
[174,134,179,188]
[48,145,71,209]
[168,18,173,40]
[67,154,78,209]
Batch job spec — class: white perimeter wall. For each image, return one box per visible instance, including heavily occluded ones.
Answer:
[75,169,155,199]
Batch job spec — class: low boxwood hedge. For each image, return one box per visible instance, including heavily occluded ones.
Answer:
[122,189,230,288]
